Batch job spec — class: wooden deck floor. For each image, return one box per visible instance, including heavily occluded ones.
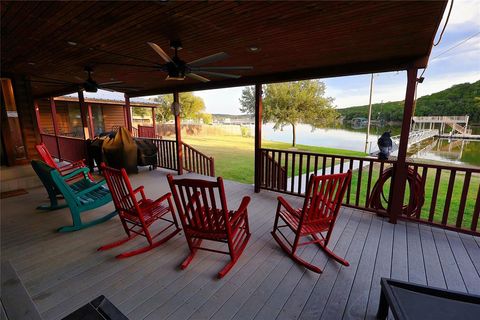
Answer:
[1,168,479,320]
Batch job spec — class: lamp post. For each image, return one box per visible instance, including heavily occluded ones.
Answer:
[365,73,375,153]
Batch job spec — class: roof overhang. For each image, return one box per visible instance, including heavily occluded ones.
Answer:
[1,1,447,98]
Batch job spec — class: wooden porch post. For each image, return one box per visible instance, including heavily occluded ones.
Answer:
[388,68,418,223]
[50,97,61,159]
[254,83,263,193]
[173,92,183,175]
[124,94,133,132]
[151,107,156,136]
[87,104,95,137]
[78,90,90,140]
[34,100,42,136]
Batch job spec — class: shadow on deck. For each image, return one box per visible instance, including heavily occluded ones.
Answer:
[1,168,479,320]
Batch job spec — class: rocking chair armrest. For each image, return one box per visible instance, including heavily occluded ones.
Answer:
[133,186,147,201]
[61,167,91,181]
[75,179,107,197]
[58,160,86,172]
[277,196,298,215]
[231,196,251,223]
[144,192,172,209]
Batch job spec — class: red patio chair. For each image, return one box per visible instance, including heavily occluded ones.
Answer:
[167,174,251,278]
[272,171,352,273]
[35,143,92,180]
[98,163,181,258]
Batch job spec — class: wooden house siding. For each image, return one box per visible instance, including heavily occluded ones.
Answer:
[102,105,126,132]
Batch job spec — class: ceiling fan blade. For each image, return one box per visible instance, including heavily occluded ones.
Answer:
[94,62,159,68]
[186,73,210,82]
[190,66,253,71]
[187,52,228,67]
[194,71,241,79]
[31,80,69,85]
[31,75,74,84]
[99,81,124,86]
[147,42,176,66]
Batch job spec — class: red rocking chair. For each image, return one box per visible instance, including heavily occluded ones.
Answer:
[98,163,181,258]
[35,143,92,180]
[272,171,352,273]
[167,174,251,278]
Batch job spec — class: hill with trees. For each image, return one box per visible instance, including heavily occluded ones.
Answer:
[339,80,480,123]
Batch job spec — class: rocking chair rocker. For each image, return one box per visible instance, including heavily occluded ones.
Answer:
[167,174,251,278]
[272,171,352,273]
[98,163,181,258]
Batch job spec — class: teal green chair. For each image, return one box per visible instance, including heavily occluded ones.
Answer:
[32,160,117,232]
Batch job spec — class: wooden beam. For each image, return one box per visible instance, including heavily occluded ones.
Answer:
[50,97,61,160]
[388,68,418,223]
[33,100,42,136]
[87,103,95,137]
[151,107,156,136]
[78,90,90,140]
[254,83,263,193]
[124,94,133,132]
[173,92,183,175]
[129,55,427,97]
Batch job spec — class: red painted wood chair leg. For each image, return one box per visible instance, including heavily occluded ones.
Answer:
[116,228,180,259]
[180,238,202,269]
[271,230,323,273]
[218,258,237,279]
[311,233,349,266]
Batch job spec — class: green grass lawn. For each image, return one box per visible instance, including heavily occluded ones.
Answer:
[183,135,365,184]
[182,135,478,232]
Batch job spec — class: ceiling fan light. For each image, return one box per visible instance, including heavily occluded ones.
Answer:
[248,46,261,52]
[165,75,185,81]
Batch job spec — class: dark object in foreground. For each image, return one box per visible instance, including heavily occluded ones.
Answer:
[377,131,393,160]
[271,171,352,273]
[377,277,480,320]
[62,295,129,320]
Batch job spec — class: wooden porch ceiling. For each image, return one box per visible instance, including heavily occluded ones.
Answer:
[1,1,447,98]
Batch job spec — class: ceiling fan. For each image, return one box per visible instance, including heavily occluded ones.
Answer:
[31,66,141,93]
[99,40,253,82]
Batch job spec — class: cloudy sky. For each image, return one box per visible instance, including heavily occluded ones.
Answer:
[87,0,479,113]
[194,0,480,113]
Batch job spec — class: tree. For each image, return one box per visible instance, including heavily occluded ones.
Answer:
[239,80,338,147]
[151,92,212,123]
[132,107,151,119]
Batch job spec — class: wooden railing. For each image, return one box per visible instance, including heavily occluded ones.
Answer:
[183,143,215,177]
[259,148,479,235]
[146,138,215,177]
[404,161,480,235]
[40,133,88,163]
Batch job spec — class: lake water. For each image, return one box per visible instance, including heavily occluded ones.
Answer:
[261,123,480,167]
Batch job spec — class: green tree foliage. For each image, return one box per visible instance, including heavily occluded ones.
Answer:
[339,80,480,123]
[239,80,338,146]
[132,107,151,118]
[151,92,213,124]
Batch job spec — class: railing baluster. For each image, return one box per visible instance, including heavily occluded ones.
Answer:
[356,160,363,206]
[314,155,319,176]
[339,158,344,174]
[330,156,335,175]
[442,170,456,225]
[290,152,296,193]
[298,153,303,194]
[429,169,442,222]
[365,160,373,205]
[456,172,471,228]
[322,156,326,176]
[418,166,428,219]
[471,185,480,232]
[346,159,354,204]
[277,152,283,190]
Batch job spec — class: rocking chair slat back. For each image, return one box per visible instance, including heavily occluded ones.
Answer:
[101,165,138,215]
[169,177,228,233]
[36,143,59,170]
[304,172,351,224]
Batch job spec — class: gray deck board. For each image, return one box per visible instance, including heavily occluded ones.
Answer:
[1,168,479,320]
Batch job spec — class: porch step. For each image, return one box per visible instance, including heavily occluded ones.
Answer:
[0,165,42,192]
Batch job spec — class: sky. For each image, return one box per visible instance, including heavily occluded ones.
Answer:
[82,0,479,114]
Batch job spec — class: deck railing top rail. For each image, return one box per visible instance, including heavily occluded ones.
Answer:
[412,115,469,123]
